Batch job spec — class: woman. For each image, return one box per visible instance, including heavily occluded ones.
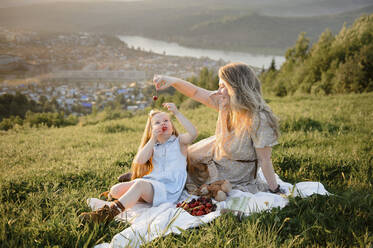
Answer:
[153,62,281,194]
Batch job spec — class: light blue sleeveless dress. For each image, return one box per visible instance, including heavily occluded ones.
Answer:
[135,135,187,207]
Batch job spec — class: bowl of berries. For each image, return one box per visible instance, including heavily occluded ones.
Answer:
[176,197,217,216]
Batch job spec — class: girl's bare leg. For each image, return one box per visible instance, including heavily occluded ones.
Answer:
[110,181,136,199]
[116,180,154,209]
[79,181,153,223]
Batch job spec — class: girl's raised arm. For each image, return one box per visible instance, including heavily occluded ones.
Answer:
[133,125,162,165]
[163,103,198,145]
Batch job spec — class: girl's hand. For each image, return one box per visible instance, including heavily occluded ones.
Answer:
[153,75,174,90]
[162,102,179,115]
[151,125,163,141]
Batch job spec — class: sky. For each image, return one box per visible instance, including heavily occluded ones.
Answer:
[0,0,143,8]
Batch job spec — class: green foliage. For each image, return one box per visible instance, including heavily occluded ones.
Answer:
[0,111,79,130]
[180,98,202,110]
[97,123,133,134]
[0,116,23,131]
[0,93,372,247]
[24,111,79,128]
[79,108,134,127]
[260,14,373,96]
[197,67,219,91]
[0,92,40,121]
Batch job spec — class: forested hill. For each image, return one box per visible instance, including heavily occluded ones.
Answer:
[260,14,373,96]
[0,1,372,54]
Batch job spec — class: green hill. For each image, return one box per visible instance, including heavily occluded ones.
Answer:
[260,14,373,96]
[1,93,372,247]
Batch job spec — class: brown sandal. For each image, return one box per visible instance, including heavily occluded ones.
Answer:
[79,201,125,224]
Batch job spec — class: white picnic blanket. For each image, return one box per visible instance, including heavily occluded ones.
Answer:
[89,170,329,248]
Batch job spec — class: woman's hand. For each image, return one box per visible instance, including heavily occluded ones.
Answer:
[162,102,179,115]
[209,90,230,111]
[153,75,175,90]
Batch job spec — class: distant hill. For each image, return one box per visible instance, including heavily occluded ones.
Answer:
[0,1,372,54]
[256,0,373,16]
[182,6,373,54]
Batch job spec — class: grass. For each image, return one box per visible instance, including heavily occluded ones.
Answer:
[0,93,372,247]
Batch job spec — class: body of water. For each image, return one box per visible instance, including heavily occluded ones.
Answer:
[118,35,285,69]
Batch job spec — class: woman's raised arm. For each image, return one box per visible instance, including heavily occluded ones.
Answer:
[153,75,219,111]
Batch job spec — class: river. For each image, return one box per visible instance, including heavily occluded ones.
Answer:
[118,35,285,69]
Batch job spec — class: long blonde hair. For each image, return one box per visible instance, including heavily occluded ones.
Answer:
[131,110,179,180]
[218,62,280,138]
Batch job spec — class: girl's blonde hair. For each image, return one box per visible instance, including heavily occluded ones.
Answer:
[218,62,280,138]
[131,110,179,180]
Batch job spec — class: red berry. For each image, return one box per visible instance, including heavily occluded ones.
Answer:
[153,95,158,101]
[206,203,212,208]
[196,211,204,216]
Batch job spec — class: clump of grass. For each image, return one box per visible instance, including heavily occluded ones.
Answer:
[112,151,136,168]
[98,123,133,134]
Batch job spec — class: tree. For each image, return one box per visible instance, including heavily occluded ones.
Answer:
[269,58,276,71]
[260,14,373,96]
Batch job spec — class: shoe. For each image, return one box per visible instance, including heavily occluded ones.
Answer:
[79,200,125,224]
[118,172,132,182]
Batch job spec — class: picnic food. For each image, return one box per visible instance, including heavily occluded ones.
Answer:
[176,197,217,216]
[186,180,232,202]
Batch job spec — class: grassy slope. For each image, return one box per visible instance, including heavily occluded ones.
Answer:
[0,93,372,247]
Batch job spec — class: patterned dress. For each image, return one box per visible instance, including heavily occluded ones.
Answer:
[135,135,187,206]
[187,109,278,194]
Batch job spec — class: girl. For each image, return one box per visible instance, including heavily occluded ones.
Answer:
[79,103,198,223]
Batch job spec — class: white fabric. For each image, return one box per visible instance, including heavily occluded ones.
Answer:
[88,169,329,248]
